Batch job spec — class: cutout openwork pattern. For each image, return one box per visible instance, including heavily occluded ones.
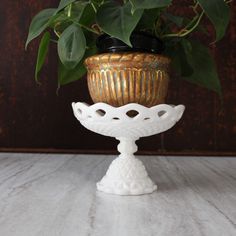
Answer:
[72,102,185,139]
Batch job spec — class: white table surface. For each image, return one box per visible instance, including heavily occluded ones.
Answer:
[0,153,235,236]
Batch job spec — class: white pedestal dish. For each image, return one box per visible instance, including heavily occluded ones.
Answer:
[72,102,185,196]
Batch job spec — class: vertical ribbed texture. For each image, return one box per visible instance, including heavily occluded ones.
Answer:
[85,53,170,107]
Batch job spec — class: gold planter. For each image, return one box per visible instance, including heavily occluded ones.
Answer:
[84,52,170,107]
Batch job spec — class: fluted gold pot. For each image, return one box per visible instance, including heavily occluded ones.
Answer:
[84,52,170,107]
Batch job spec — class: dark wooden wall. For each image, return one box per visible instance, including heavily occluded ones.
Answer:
[0,0,235,155]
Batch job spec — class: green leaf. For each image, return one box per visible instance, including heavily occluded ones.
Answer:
[130,0,172,11]
[65,1,88,21]
[197,0,230,41]
[57,24,86,69]
[53,18,72,37]
[91,0,104,5]
[136,8,161,30]
[58,45,97,85]
[79,4,96,26]
[35,32,51,82]
[183,40,221,95]
[52,2,89,36]
[58,60,87,86]
[165,39,193,77]
[48,11,68,28]
[179,39,194,77]
[96,2,143,46]
[57,0,77,12]
[25,8,56,49]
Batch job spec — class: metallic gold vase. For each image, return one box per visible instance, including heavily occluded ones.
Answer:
[84,53,170,107]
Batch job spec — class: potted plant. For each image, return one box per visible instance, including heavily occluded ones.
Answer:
[26,0,231,107]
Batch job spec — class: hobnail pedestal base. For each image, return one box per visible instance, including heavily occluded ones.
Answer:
[97,138,157,195]
[97,157,157,195]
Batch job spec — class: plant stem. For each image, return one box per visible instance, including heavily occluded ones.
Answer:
[72,20,100,34]
[91,2,97,13]
[191,2,199,15]
[67,3,72,17]
[54,27,61,38]
[50,39,58,44]
[81,24,100,34]
[162,11,204,38]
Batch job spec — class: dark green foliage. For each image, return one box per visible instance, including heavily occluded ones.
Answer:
[35,32,51,82]
[96,2,143,46]
[26,0,231,94]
